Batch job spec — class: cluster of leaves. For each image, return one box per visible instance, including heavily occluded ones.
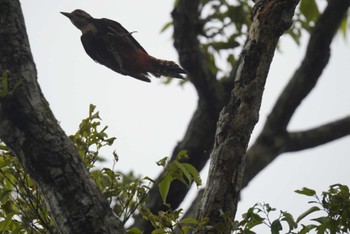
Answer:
[69,105,203,233]
[69,104,117,168]
[288,0,320,44]
[0,144,55,233]
[198,0,252,78]
[0,105,203,233]
[161,0,253,81]
[164,0,331,82]
[156,151,202,205]
[232,184,350,234]
[140,208,208,234]
[135,153,203,234]
[0,105,349,233]
[66,105,201,232]
[289,0,347,43]
[68,104,148,225]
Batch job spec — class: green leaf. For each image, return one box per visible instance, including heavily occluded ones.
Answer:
[182,163,202,186]
[89,104,96,115]
[227,54,236,65]
[0,156,11,168]
[312,216,329,224]
[160,21,173,33]
[296,206,321,223]
[174,161,191,185]
[158,174,172,204]
[244,213,264,229]
[127,227,143,234]
[340,16,348,38]
[176,150,188,161]
[0,189,13,203]
[300,224,318,234]
[281,211,297,231]
[287,27,301,45]
[316,222,330,234]
[271,219,282,234]
[180,217,198,225]
[0,212,14,231]
[265,203,276,212]
[143,176,155,184]
[151,228,167,234]
[300,0,319,22]
[156,157,168,167]
[295,187,316,196]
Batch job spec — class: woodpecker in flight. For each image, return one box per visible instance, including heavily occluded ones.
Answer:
[61,9,186,82]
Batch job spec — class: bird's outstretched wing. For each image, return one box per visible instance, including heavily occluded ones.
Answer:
[81,33,126,75]
[80,31,151,82]
[96,18,148,54]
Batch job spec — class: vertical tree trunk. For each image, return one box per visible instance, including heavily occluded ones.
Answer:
[196,1,299,232]
[0,1,125,233]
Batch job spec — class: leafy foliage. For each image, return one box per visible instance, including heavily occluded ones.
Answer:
[1,0,349,232]
[164,0,349,84]
[0,105,349,233]
[156,151,202,205]
[0,105,203,233]
[232,184,350,233]
[69,104,117,168]
[0,144,56,233]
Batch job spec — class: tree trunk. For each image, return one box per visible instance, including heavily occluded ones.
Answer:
[196,0,299,232]
[0,1,125,233]
[244,0,350,188]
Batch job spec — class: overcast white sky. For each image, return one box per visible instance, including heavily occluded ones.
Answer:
[21,0,349,228]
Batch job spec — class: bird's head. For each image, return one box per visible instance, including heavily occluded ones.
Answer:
[61,9,94,32]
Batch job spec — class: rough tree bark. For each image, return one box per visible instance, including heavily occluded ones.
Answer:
[1,0,349,232]
[196,0,299,231]
[244,0,350,187]
[134,0,350,231]
[0,1,125,233]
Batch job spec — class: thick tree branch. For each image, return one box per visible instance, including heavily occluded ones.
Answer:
[142,1,350,227]
[263,0,350,133]
[244,0,350,188]
[171,0,226,106]
[245,116,350,187]
[0,1,124,233]
[286,116,350,152]
[196,0,299,232]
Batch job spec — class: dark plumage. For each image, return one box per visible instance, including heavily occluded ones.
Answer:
[61,9,186,82]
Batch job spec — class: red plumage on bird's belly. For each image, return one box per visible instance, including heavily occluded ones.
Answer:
[121,49,153,75]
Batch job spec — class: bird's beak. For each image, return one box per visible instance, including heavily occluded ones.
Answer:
[60,12,72,19]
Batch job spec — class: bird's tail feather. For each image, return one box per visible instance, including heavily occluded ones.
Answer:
[150,57,187,79]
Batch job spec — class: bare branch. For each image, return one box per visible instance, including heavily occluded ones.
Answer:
[287,116,350,152]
